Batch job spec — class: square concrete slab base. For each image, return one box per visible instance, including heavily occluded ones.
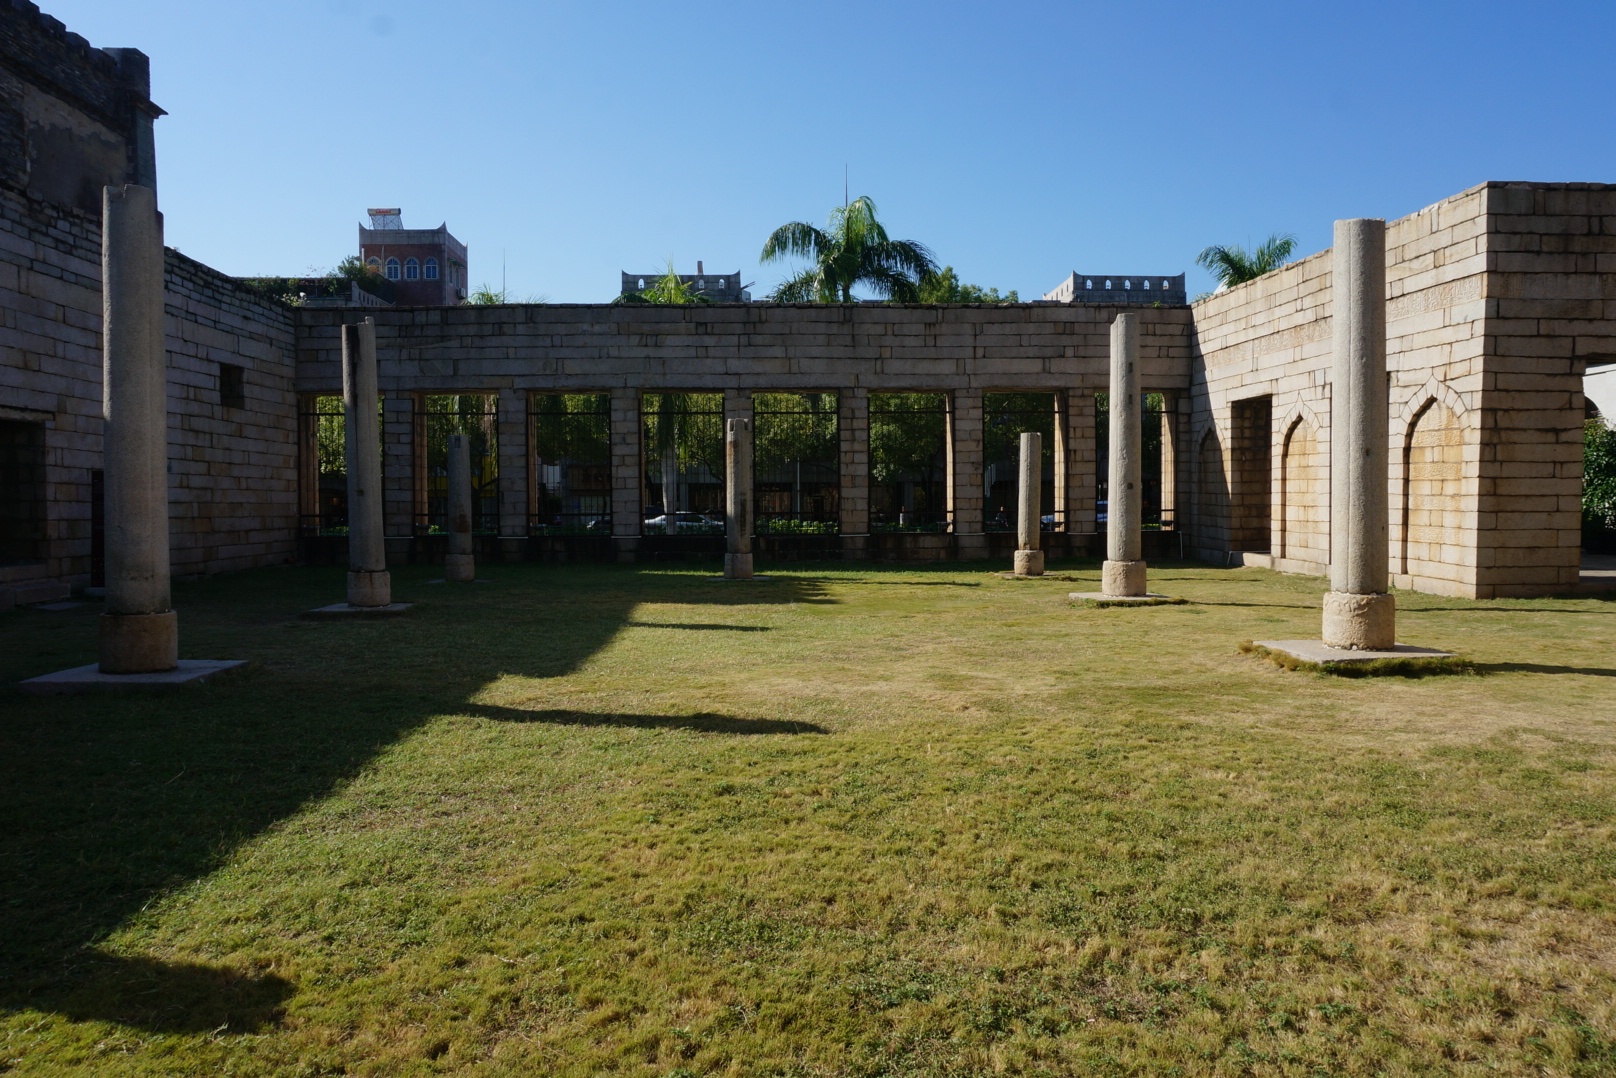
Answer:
[304,603,414,618]
[704,575,773,582]
[1069,592,1184,607]
[1255,640,1453,666]
[20,659,247,695]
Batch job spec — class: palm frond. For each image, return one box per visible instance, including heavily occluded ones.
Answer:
[760,222,827,264]
[767,270,824,303]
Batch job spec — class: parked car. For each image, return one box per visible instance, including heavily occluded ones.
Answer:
[643,511,724,534]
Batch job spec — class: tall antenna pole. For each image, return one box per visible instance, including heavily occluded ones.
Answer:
[844,164,848,209]
[502,248,506,297]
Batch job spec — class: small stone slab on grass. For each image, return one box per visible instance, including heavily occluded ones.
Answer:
[703,575,774,583]
[303,603,415,618]
[1069,593,1186,607]
[20,659,247,695]
[1246,640,1465,677]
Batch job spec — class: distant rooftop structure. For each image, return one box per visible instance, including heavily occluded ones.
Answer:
[1043,272,1186,305]
[621,261,751,302]
[359,208,468,305]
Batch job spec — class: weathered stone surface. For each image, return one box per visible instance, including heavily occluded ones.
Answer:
[97,609,177,674]
[1322,590,1396,650]
[1101,558,1146,597]
[1013,549,1045,576]
[20,658,245,695]
[725,418,753,580]
[444,432,474,582]
[343,319,390,605]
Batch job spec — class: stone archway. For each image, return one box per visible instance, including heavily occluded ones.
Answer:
[1278,413,1327,568]
[1400,397,1465,584]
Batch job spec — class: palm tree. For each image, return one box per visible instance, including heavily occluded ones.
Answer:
[1195,233,1298,290]
[760,196,937,303]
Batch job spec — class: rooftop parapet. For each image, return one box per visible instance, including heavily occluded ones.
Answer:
[1042,272,1186,306]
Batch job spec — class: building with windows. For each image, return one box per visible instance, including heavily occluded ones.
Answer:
[620,261,751,302]
[359,208,468,306]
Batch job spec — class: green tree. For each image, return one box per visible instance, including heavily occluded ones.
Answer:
[1195,233,1298,290]
[1584,418,1616,530]
[614,260,712,305]
[918,266,1019,303]
[761,196,937,303]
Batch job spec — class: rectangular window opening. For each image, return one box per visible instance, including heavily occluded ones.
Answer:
[1095,391,1171,531]
[0,420,46,566]
[219,363,246,409]
[983,392,1060,533]
[532,393,611,535]
[418,395,500,535]
[641,392,725,535]
[754,392,839,536]
[869,392,950,533]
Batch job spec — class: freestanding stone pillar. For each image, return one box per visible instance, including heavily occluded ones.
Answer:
[344,318,391,607]
[1324,218,1395,648]
[99,183,177,673]
[1102,312,1146,597]
[444,433,475,582]
[724,418,754,580]
[1013,431,1044,576]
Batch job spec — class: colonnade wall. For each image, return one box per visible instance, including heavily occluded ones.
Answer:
[291,303,1195,561]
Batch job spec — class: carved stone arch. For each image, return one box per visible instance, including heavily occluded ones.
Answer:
[1276,402,1327,565]
[1193,421,1228,554]
[1398,389,1467,583]
[1397,376,1469,428]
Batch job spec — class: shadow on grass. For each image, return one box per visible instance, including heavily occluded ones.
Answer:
[45,954,294,1034]
[1472,661,1616,678]
[470,705,827,735]
[0,564,825,1033]
[628,621,770,632]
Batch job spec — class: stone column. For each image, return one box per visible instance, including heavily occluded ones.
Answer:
[609,388,640,563]
[1103,312,1146,596]
[724,417,754,579]
[99,183,177,673]
[838,388,869,560]
[1014,432,1045,576]
[444,433,475,582]
[343,318,390,607]
[1324,218,1394,648]
[949,388,986,558]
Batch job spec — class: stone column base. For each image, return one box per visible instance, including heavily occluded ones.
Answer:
[444,553,476,583]
[1322,591,1395,649]
[99,610,178,674]
[1102,559,1147,596]
[1013,549,1045,576]
[347,570,392,607]
[724,553,754,580]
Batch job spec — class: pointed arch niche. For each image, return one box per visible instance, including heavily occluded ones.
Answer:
[1398,391,1468,589]
[1277,407,1328,569]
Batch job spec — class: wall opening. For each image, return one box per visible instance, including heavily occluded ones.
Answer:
[869,393,950,532]
[1278,414,1326,564]
[983,392,1059,532]
[298,395,383,536]
[531,393,611,535]
[417,395,499,534]
[754,392,839,535]
[1095,392,1168,529]
[1229,396,1272,552]
[641,392,725,534]
[0,420,46,566]
[1400,398,1465,578]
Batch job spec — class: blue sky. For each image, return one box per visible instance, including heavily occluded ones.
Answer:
[44,1,1616,302]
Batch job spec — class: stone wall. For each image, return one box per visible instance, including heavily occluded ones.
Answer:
[292,302,1196,560]
[0,191,299,594]
[1191,183,1501,597]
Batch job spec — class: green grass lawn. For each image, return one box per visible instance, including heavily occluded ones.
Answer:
[2,559,1614,1076]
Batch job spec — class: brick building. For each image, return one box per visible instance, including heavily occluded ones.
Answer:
[359,208,467,306]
